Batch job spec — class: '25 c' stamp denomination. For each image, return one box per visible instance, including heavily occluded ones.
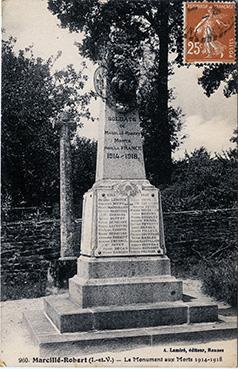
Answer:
[184,2,236,63]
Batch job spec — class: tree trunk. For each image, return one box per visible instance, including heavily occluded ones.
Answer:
[157,0,171,185]
[148,0,171,187]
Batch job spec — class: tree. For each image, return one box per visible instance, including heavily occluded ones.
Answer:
[162,146,238,212]
[48,0,236,185]
[2,36,92,208]
[198,64,238,97]
[48,0,185,186]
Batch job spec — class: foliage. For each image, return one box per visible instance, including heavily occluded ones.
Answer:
[48,0,236,187]
[47,0,182,60]
[198,64,238,97]
[2,36,92,207]
[71,137,97,216]
[199,250,238,307]
[162,146,238,211]
[48,0,185,185]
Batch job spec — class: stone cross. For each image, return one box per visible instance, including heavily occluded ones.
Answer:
[55,112,77,288]
[59,113,76,259]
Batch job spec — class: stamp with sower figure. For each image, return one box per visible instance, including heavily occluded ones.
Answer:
[184,2,236,63]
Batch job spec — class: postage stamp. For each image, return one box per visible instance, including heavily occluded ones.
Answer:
[184,1,236,63]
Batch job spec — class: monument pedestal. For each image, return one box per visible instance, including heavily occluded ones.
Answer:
[68,256,182,307]
[43,248,218,334]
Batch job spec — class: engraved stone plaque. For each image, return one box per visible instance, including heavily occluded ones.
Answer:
[96,189,129,256]
[94,182,163,257]
[130,190,160,255]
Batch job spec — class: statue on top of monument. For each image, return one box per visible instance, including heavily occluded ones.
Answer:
[94,28,138,113]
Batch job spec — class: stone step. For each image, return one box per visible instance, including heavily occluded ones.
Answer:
[69,275,183,307]
[23,310,236,356]
[44,294,218,333]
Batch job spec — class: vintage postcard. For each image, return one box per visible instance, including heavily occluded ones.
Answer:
[1,0,237,367]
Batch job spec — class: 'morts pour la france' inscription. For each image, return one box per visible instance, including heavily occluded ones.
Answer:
[96,106,146,180]
[94,183,163,257]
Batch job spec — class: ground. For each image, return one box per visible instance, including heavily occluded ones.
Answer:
[1,279,237,367]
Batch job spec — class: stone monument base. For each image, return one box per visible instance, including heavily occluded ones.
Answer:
[68,255,182,307]
[24,300,236,356]
[23,253,233,354]
[43,294,218,333]
[41,255,218,333]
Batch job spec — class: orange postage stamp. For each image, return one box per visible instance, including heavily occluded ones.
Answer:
[184,1,236,63]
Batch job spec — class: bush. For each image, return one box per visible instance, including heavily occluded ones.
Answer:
[199,251,238,307]
[162,147,238,212]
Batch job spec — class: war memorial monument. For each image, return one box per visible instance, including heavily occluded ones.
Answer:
[24,63,233,354]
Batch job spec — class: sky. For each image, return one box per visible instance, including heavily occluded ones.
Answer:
[2,0,237,159]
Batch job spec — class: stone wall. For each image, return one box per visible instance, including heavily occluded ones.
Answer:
[164,208,238,274]
[1,219,81,300]
[1,208,237,300]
